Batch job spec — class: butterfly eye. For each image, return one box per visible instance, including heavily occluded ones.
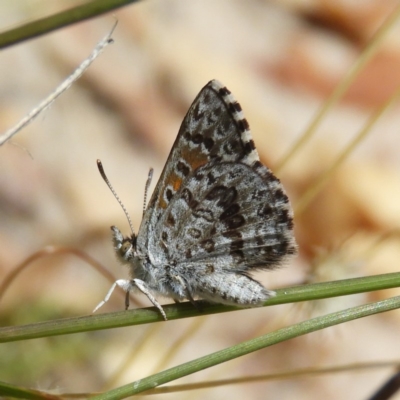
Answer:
[119,240,134,260]
[111,226,136,262]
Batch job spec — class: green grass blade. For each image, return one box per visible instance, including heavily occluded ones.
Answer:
[93,295,400,399]
[1,272,400,343]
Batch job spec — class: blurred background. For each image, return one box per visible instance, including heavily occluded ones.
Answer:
[1,1,400,399]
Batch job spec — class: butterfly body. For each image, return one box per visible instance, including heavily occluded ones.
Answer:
[96,80,297,320]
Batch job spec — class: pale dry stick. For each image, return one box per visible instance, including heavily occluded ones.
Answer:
[294,85,400,217]
[0,22,117,146]
[275,2,400,173]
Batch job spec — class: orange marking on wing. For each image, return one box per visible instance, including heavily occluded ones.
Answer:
[172,175,182,191]
[156,147,209,210]
[157,173,182,210]
[183,147,208,170]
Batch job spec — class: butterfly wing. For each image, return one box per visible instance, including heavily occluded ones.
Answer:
[137,80,296,304]
[138,80,267,245]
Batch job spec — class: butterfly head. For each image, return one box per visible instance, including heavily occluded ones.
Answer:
[111,225,137,263]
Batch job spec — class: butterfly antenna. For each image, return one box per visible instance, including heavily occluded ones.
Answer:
[143,168,154,217]
[97,159,135,236]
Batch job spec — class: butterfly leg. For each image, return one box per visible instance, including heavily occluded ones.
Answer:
[133,278,167,321]
[93,279,132,313]
[172,275,202,312]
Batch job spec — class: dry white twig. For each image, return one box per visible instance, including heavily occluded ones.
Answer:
[0,21,117,146]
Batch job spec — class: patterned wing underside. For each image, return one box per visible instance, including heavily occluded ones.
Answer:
[138,80,295,272]
[157,162,296,271]
[139,81,259,242]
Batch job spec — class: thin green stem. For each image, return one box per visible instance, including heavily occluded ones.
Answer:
[0,0,140,49]
[1,272,400,343]
[142,361,400,394]
[0,380,60,400]
[93,296,400,398]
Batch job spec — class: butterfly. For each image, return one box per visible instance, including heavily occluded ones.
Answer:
[94,79,297,320]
